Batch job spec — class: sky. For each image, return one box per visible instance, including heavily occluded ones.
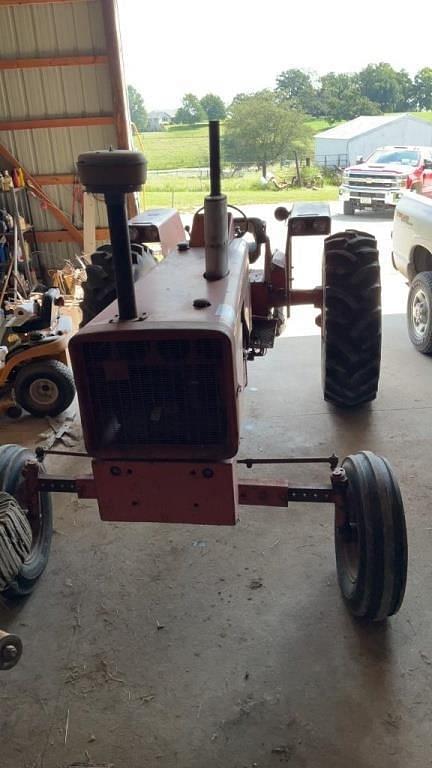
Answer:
[118,0,431,112]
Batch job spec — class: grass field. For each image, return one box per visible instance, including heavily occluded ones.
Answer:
[138,112,432,171]
[413,110,432,122]
[137,125,211,170]
[142,171,338,212]
[137,121,325,171]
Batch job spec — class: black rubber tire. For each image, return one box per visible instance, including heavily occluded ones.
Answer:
[335,451,407,621]
[14,360,75,417]
[6,405,23,419]
[322,230,381,407]
[0,444,52,597]
[343,201,355,216]
[407,271,432,354]
[80,244,154,326]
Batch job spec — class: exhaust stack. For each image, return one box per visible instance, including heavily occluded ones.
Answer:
[204,121,229,281]
[77,149,147,321]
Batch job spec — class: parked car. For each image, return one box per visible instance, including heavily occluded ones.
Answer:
[392,191,432,353]
[340,146,432,215]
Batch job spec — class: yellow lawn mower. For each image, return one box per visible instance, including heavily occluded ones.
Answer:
[0,288,75,418]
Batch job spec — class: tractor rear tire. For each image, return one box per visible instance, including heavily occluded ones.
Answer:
[14,360,75,417]
[80,244,155,326]
[322,230,381,407]
[335,451,407,621]
[0,444,52,597]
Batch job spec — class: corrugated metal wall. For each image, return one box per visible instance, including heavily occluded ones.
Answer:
[0,0,127,269]
[348,118,432,165]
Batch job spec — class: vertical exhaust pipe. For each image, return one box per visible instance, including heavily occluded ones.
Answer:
[77,149,147,321]
[204,121,229,281]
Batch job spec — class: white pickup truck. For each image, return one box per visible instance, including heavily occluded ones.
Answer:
[393,191,432,353]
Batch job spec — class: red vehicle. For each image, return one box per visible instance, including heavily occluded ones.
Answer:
[340,145,432,214]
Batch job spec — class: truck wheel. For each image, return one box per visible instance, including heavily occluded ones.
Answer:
[407,271,432,354]
[322,230,381,407]
[14,360,75,417]
[343,201,355,216]
[80,244,155,326]
[0,445,52,597]
[335,451,407,621]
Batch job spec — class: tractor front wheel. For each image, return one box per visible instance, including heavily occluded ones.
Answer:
[0,445,52,597]
[322,230,381,407]
[335,451,407,621]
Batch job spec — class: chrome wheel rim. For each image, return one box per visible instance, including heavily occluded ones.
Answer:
[412,289,429,339]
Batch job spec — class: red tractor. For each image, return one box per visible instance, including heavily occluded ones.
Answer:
[0,123,407,670]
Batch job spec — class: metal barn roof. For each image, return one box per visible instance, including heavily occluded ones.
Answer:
[0,0,133,267]
[314,113,427,140]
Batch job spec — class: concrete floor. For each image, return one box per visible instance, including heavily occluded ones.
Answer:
[1,310,432,768]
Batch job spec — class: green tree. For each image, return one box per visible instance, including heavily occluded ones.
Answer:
[358,63,412,112]
[226,93,248,115]
[200,93,226,120]
[413,68,432,110]
[275,69,317,114]
[174,93,207,124]
[127,84,148,131]
[223,90,309,177]
[319,73,381,121]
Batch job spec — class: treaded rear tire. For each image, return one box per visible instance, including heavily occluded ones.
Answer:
[322,230,381,407]
[80,243,155,326]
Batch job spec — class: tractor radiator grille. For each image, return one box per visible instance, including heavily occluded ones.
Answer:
[82,338,229,451]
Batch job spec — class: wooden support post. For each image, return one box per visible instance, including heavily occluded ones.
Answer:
[0,55,108,70]
[0,116,113,131]
[36,229,109,243]
[0,0,89,5]
[101,0,137,218]
[83,193,96,255]
[33,174,76,186]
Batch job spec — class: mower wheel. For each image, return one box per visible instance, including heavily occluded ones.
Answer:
[407,271,432,354]
[0,444,52,597]
[322,230,381,407]
[80,244,155,326]
[335,451,407,621]
[14,360,75,417]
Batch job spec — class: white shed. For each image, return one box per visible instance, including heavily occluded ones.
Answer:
[314,114,432,168]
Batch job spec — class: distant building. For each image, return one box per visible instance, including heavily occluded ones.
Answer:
[314,113,432,168]
[147,110,175,131]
